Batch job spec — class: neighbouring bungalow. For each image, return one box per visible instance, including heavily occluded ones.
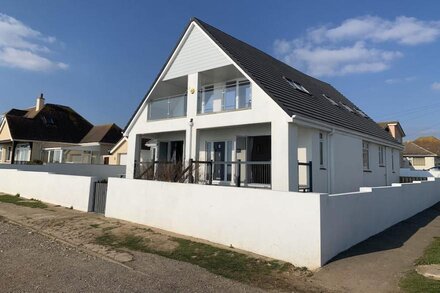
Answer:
[103,137,128,165]
[403,136,440,170]
[0,94,123,165]
[123,18,403,194]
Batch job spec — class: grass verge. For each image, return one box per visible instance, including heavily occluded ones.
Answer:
[400,237,440,292]
[400,271,440,293]
[0,194,47,209]
[96,232,308,290]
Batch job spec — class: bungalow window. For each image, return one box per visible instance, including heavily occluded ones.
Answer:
[148,94,187,120]
[378,146,385,167]
[363,141,370,170]
[0,148,2,162]
[412,157,425,166]
[319,132,326,168]
[14,143,31,163]
[391,149,395,171]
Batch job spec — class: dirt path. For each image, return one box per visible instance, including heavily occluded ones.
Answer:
[312,203,440,292]
[0,219,263,292]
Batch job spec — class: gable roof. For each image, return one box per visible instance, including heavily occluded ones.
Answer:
[403,141,437,157]
[81,124,123,144]
[406,136,440,156]
[126,18,398,144]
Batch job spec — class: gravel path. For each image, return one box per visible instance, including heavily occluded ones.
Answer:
[0,220,264,293]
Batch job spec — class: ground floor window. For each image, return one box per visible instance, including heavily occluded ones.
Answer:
[362,141,370,170]
[412,157,425,166]
[14,143,31,162]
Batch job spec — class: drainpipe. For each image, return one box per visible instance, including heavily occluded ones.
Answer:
[188,118,194,162]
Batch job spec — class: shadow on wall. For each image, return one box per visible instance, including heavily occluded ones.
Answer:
[327,202,440,264]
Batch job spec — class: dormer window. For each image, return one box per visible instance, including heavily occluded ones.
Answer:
[284,77,310,94]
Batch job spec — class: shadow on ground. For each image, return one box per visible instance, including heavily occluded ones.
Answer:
[327,202,440,264]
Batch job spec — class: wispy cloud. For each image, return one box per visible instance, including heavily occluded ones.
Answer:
[431,82,440,90]
[0,13,67,71]
[274,16,440,77]
[385,76,416,84]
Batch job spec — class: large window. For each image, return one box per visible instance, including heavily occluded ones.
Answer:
[199,80,251,114]
[363,141,370,170]
[391,149,395,171]
[14,143,31,163]
[319,132,326,168]
[378,146,385,167]
[413,157,426,166]
[148,94,187,120]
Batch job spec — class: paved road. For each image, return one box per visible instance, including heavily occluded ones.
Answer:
[0,220,263,293]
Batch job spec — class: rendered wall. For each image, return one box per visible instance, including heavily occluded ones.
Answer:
[106,178,323,268]
[0,169,96,211]
[320,178,440,264]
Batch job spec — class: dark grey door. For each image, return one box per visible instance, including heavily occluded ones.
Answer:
[213,142,225,180]
[93,182,108,214]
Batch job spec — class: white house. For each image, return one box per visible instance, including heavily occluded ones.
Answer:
[123,18,402,194]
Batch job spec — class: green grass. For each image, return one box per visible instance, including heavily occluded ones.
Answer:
[95,233,296,288]
[400,271,440,293]
[400,237,440,292]
[0,194,47,209]
[417,237,440,265]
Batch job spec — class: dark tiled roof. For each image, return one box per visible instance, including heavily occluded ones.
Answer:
[193,18,398,144]
[5,104,93,143]
[403,141,437,156]
[81,124,123,144]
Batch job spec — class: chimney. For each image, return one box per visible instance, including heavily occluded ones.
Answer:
[36,93,45,111]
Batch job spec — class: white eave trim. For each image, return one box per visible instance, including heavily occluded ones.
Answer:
[110,137,128,154]
[292,114,404,150]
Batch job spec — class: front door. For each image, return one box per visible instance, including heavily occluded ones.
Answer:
[213,142,225,180]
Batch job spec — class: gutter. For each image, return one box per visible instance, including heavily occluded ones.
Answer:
[291,114,404,150]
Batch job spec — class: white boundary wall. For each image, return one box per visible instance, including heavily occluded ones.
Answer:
[320,178,440,264]
[106,178,440,269]
[0,169,96,211]
[106,178,323,268]
[0,163,125,179]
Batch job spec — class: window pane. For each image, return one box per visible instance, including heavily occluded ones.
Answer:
[224,83,236,110]
[203,87,215,113]
[238,81,251,108]
[149,98,169,120]
[169,95,186,118]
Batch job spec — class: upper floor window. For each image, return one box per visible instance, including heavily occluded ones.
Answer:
[198,80,251,114]
[363,141,370,170]
[378,146,385,167]
[148,94,187,120]
[284,77,310,94]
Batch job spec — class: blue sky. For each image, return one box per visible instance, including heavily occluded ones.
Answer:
[0,0,440,139]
